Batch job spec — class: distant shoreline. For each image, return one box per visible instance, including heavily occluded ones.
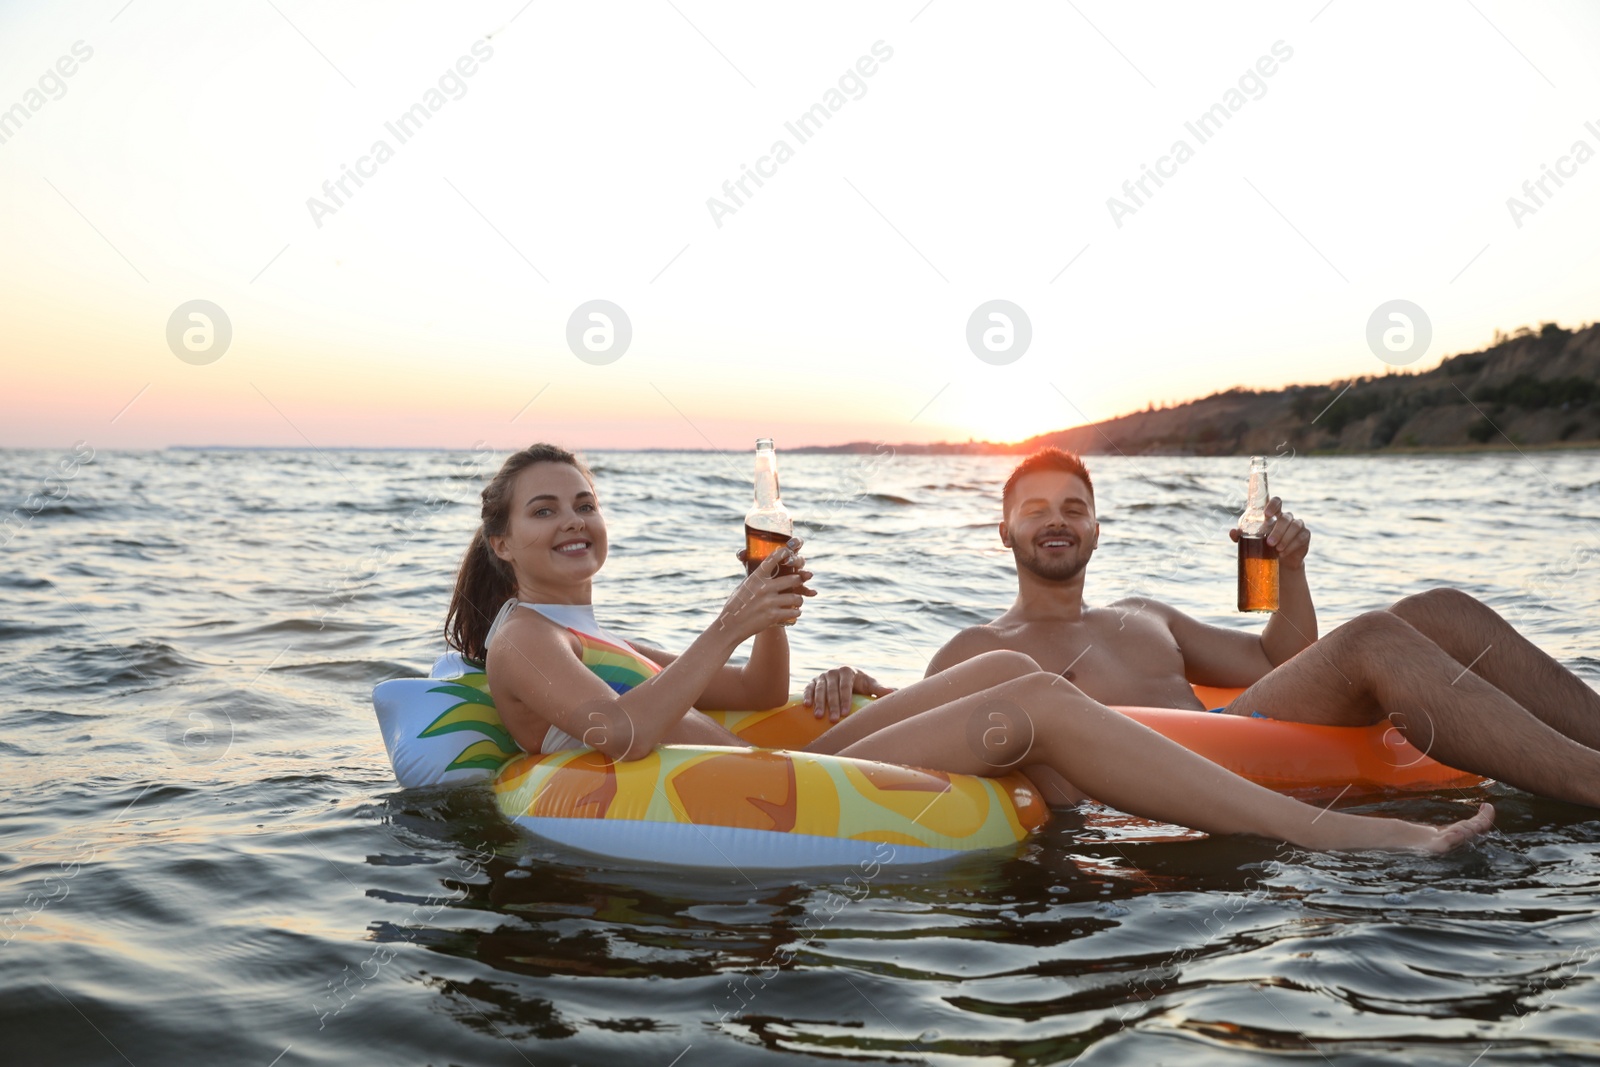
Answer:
[0,439,1591,456]
[10,320,1600,457]
[1334,439,1600,456]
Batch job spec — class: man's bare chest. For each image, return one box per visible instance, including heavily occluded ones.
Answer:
[994,615,1198,707]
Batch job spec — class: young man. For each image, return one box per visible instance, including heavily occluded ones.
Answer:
[808,448,1600,808]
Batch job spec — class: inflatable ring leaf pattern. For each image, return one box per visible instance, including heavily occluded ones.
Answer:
[447,738,526,773]
[420,678,521,774]
[425,678,495,706]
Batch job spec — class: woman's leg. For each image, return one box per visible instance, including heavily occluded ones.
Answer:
[662,710,754,748]
[803,650,1040,755]
[835,672,1494,853]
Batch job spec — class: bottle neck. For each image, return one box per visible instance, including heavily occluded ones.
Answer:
[754,467,779,507]
[748,451,790,532]
[756,446,779,500]
[1240,467,1269,536]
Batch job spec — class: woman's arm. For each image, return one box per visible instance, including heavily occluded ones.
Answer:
[490,550,807,759]
[629,555,815,712]
[634,626,793,712]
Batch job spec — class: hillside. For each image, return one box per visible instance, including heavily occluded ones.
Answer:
[798,321,1600,456]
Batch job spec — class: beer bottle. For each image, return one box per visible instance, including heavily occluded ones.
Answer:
[745,438,795,578]
[1237,455,1280,613]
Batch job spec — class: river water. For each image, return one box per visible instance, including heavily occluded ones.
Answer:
[3,446,1599,1065]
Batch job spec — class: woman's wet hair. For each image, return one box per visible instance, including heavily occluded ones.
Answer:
[444,443,594,662]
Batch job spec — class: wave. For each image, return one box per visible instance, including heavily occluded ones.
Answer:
[0,620,68,641]
[270,658,428,684]
[9,503,100,518]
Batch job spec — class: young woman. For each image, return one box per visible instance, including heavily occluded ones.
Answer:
[446,445,1494,854]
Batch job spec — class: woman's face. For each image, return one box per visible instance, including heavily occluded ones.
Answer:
[490,462,608,592]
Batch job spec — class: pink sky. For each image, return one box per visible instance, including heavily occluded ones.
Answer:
[4,2,1599,450]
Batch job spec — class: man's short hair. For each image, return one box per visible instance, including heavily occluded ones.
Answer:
[1002,448,1095,514]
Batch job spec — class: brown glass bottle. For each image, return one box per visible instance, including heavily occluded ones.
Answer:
[744,524,793,575]
[744,438,797,581]
[1237,455,1280,612]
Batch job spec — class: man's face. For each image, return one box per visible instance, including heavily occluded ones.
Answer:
[1000,470,1099,583]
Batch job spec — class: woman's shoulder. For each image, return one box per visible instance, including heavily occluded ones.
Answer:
[487,606,584,674]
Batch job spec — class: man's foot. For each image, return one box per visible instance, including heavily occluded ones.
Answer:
[1314,801,1495,854]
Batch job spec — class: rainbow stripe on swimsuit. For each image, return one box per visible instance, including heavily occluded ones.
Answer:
[573,631,661,694]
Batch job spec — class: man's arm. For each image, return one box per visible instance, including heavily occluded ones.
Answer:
[1234,495,1317,666]
[1166,495,1319,685]
[1260,555,1316,665]
[1150,601,1276,687]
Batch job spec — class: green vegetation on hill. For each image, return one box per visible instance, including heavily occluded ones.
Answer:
[798,320,1600,456]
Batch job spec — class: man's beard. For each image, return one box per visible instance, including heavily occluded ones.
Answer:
[1012,542,1090,583]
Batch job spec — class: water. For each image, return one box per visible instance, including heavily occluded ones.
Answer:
[4,446,1600,1066]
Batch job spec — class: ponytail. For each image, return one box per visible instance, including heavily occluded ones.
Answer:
[444,526,516,663]
[443,443,593,663]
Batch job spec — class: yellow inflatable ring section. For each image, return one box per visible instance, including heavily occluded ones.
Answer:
[373,661,1482,869]
[494,735,1048,868]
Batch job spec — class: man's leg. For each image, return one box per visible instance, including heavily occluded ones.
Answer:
[1224,609,1600,807]
[1387,587,1600,751]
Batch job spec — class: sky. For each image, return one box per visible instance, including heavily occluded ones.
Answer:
[2,0,1599,452]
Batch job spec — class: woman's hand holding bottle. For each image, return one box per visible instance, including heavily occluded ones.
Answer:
[720,541,814,639]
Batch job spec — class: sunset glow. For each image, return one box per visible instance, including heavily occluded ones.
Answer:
[2,2,1598,451]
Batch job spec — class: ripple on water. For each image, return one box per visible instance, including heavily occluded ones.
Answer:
[6,450,1600,1064]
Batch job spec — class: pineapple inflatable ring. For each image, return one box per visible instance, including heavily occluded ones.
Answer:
[375,653,1048,868]
[373,655,1479,869]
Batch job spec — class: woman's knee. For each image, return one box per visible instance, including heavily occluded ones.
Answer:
[1005,669,1094,711]
[970,649,1041,682]
[965,675,1092,768]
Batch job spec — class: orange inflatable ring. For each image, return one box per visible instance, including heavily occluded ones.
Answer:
[701,684,1484,794]
[1115,685,1485,793]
